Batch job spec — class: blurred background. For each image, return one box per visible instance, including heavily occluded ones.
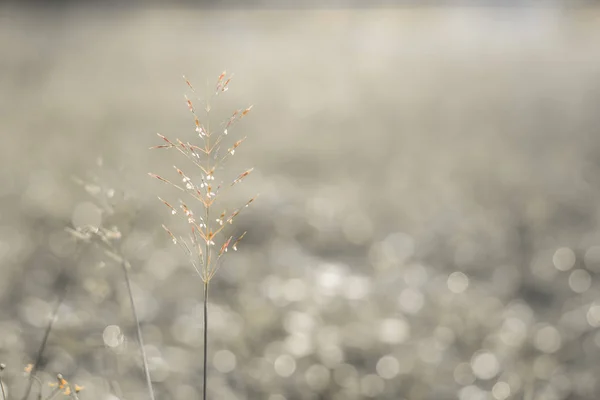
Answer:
[2,2,600,400]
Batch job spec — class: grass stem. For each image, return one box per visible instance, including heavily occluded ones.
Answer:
[121,260,156,400]
[202,280,209,400]
[22,278,68,400]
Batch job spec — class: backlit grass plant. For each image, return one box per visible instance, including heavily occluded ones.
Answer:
[149,72,256,400]
[67,164,155,400]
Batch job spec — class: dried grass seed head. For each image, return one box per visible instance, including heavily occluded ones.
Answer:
[150,72,257,281]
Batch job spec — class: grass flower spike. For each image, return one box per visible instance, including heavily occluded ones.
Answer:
[150,72,256,400]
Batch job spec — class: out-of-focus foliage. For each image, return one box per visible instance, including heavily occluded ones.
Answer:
[1,5,600,400]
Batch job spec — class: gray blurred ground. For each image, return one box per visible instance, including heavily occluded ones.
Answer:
[2,4,600,400]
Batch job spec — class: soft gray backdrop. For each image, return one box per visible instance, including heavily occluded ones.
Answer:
[1,5,600,400]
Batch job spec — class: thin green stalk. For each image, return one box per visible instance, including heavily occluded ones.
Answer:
[121,260,155,400]
[202,280,209,400]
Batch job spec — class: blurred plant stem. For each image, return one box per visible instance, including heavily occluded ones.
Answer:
[22,276,68,400]
[122,260,155,400]
[1,363,7,400]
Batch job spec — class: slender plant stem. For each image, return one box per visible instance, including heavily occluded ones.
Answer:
[0,376,7,400]
[202,84,211,400]
[121,260,156,400]
[22,280,68,400]
[202,280,209,400]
